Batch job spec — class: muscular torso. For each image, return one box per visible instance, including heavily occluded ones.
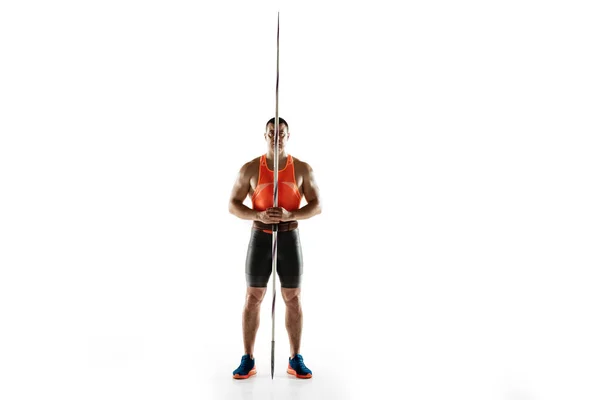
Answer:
[248,155,305,200]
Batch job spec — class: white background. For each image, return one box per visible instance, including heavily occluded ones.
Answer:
[1,1,599,399]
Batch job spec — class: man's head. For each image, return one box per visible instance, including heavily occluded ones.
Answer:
[264,117,289,151]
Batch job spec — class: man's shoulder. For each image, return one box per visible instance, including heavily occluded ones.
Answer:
[291,156,313,173]
[239,156,262,175]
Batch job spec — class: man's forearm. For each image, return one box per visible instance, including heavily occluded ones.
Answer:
[229,201,259,220]
[289,201,321,221]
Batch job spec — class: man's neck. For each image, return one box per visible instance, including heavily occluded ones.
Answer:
[265,150,288,162]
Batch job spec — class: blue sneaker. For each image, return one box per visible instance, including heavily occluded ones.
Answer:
[287,354,312,379]
[233,354,256,379]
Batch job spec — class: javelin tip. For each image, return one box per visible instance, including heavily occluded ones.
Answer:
[271,340,275,379]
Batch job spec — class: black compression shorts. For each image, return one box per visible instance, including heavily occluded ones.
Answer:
[245,227,303,288]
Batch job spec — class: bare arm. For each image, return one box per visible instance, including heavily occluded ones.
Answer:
[290,162,322,221]
[228,163,259,221]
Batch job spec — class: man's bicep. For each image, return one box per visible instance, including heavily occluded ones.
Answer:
[302,163,321,204]
[230,164,251,203]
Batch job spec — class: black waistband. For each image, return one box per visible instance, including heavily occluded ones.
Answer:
[252,220,298,232]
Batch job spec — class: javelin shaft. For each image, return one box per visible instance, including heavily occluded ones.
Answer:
[271,11,280,380]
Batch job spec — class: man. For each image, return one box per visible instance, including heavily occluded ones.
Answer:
[228,117,322,379]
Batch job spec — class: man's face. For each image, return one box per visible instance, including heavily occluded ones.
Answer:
[264,122,289,150]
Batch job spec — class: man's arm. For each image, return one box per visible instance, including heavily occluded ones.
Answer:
[229,162,259,221]
[290,162,322,221]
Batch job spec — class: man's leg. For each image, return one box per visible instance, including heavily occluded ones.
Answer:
[281,287,303,357]
[242,286,267,357]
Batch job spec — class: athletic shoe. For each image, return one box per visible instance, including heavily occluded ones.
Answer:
[233,354,257,379]
[287,354,312,378]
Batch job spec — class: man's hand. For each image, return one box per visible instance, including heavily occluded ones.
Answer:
[257,207,293,224]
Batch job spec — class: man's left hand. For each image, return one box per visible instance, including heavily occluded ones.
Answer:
[266,207,293,222]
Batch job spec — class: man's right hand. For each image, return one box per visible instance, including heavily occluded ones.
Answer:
[256,210,280,225]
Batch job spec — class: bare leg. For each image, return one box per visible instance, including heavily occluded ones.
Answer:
[242,286,267,357]
[282,287,303,357]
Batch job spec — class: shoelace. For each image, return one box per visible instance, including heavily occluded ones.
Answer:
[292,356,308,371]
[240,356,253,369]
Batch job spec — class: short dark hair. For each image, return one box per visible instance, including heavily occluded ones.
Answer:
[265,117,288,131]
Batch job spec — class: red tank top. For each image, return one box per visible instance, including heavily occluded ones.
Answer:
[251,154,302,211]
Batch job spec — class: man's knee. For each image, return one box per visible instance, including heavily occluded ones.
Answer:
[245,287,267,310]
[281,288,301,309]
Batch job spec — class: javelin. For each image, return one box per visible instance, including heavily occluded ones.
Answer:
[270,11,280,380]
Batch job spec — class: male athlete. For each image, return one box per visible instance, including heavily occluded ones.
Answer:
[228,117,322,379]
